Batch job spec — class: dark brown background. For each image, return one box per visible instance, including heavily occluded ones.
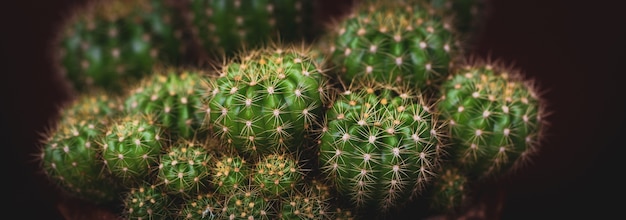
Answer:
[2,0,624,219]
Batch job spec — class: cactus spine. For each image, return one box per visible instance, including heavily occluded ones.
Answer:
[157,139,214,196]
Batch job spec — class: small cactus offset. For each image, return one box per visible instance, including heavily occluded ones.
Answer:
[125,68,208,139]
[427,165,470,214]
[122,183,172,220]
[222,185,275,220]
[186,0,318,57]
[437,61,547,180]
[427,0,486,36]
[55,0,186,93]
[253,153,304,197]
[322,0,460,92]
[211,154,251,195]
[177,192,225,219]
[279,179,336,220]
[101,113,164,185]
[318,80,446,214]
[200,45,331,158]
[157,139,214,196]
[39,91,125,204]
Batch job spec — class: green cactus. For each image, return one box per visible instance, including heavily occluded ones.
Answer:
[322,0,460,92]
[101,113,164,185]
[212,154,251,195]
[318,80,445,213]
[222,185,275,220]
[157,139,214,196]
[56,0,186,93]
[279,179,336,220]
[201,45,331,158]
[122,183,172,220]
[39,91,125,204]
[125,68,207,139]
[186,0,318,57]
[253,153,303,196]
[437,62,546,180]
[177,192,225,219]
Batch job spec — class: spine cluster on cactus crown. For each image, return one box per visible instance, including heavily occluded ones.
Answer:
[319,79,446,213]
[437,60,547,180]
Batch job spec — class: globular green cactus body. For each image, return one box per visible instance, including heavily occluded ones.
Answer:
[158,141,213,195]
[253,153,303,196]
[178,192,224,219]
[188,0,317,57]
[40,92,124,204]
[437,64,545,179]
[122,184,171,220]
[325,0,458,91]
[58,0,184,93]
[202,46,329,158]
[279,180,335,220]
[223,187,274,220]
[126,70,206,139]
[101,114,164,185]
[212,154,250,195]
[319,82,444,213]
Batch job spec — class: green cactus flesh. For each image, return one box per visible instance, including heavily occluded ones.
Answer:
[437,64,545,179]
[222,186,274,220]
[253,153,303,196]
[325,0,458,91]
[122,184,171,220]
[125,69,207,139]
[319,81,444,212]
[279,180,335,220]
[101,114,164,185]
[212,154,250,195]
[178,192,225,219]
[40,92,125,204]
[58,0,184,93]
[188,0,317,57]
[157,140,214,195]
[202,46,329,158]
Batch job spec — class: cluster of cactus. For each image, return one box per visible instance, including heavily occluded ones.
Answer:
[39,0,549,219]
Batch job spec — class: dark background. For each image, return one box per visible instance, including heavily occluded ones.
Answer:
[2,0,624,219]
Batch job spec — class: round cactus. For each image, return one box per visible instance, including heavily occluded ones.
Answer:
[323,0,460,92]
[125,69,207,139]
[177,192,225,219]
[318,80,445,213]
[279,179,336,220]
[428,0,487,36]
[101,113,164,185]
[186,0,318,57]
[437,61,547,180]
[39,92,124,204]
[157,139,214,196]
[55,0,186,93]
[253,153,303,196]
[222,186,275,220]
[427,166,470,213]
[122,183,172,220]
[201,45,330,158]
[211,154,251,195]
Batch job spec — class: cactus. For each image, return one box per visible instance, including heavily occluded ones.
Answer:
[427,0,486,36]
[125,68,207,139]
[279,179,336,220]
[253,153,303,196]
[318,80,445,213]
[437,61,547,180]
[212,154,251,195]
[427,165,470,214]
[101,113,164,185]
[39,91,124,204]
[186,0,318,57]
[157,139,214,196]
[122,183,172,220]
[322,0,460,92]
[55,0,186,93]
[222,185,275,220]
[177,192,225,219]
[201,45,330,158]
